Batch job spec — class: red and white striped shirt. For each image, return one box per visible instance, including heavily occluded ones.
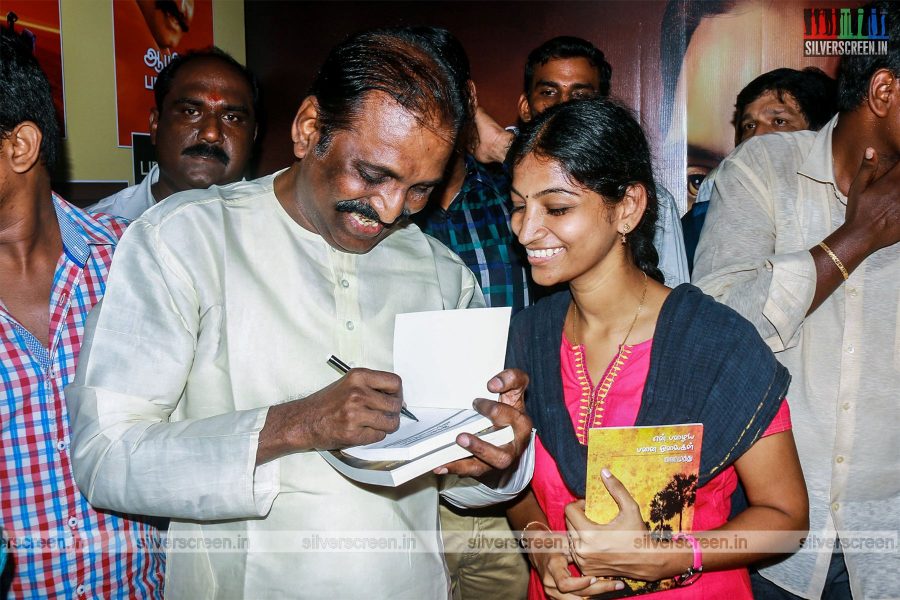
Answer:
[0,195,164,598]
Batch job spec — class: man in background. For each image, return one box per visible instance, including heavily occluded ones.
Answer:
[658,0,839,213]
[0,27,163,598]
[90,47,257,219]
[515,35,611,122]
[67,27,534,598]
[478,36,690,286]
[682,67,837,270]
[693,2,899,596]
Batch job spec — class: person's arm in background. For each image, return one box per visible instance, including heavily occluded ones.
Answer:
[653,184,690,287]
[472,105,516,164]
[692,142,814,352]
[693,143,900,351]
[805,148,900,313]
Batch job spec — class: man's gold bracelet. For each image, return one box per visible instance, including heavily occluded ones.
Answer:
[522,521,551,535]
[818,242,849,281]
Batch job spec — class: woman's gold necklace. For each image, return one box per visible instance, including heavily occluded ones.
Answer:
[571,271,648,442]
[571,271,649,349]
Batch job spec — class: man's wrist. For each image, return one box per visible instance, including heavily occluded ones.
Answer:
[256,401,312,464]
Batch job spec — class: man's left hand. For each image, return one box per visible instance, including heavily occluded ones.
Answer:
[434,368,532,479]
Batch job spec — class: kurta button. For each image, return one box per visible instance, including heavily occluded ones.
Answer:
[832,502,840,511]
[346,321,354,331]
[846,345,854,354]
[341,279,350,288]
[847,287,857,297]
[836,456,844,464]
[842,402,850,411]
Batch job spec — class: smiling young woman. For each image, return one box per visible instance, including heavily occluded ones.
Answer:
[505,98,808,600]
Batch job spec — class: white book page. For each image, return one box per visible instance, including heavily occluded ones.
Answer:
[341,408,492,461]
[393,307,511,409]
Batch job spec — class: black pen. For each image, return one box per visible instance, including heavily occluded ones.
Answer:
[326,354,419,422]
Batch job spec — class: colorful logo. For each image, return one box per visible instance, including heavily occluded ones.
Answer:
[804,7,889,56]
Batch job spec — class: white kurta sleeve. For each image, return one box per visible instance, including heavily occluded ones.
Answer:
[66,218,279,521]
[440,430,535,508]
[654,184,690,287]
[692,151,816,352]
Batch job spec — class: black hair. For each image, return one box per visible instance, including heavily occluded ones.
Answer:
[510,98,664,283]
[407,26,475,135]
[153,46,259,117]
[522,36,612,97]
[838,1,899,111]
[0,27,60,171]
[307,27,467,153]
[734,67,838,137]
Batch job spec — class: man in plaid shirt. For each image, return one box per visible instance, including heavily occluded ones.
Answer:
[0,29,164,598]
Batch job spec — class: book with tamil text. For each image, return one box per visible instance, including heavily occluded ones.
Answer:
[586,423,704,596]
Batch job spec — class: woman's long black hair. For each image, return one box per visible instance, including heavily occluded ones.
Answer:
[509,98,664,283]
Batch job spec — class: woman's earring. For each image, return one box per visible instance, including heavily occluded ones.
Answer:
[621,223,630,244]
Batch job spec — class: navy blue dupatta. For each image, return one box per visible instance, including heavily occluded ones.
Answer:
[506,284,791,498]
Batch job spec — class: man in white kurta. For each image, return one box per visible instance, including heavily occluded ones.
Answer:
[67,29,534,598]
[692,34,900,597]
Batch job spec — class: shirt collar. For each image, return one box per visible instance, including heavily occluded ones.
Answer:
[52,193,119,267]
[797,114,844,202]
[140,163,161,203]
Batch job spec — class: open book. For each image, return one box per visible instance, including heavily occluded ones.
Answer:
[321,424,514,487]
[319,307,513,487]
[342,407,508,462]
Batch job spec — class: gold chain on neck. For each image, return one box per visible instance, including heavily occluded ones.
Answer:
[570,271,649,444]
[571,271,648,350]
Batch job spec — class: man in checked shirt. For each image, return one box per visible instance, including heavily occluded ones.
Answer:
[0,28,164,598]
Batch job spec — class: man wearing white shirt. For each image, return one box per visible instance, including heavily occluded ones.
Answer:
[693,3,899,596]
[67,27,534,598]
[89,47,257,219]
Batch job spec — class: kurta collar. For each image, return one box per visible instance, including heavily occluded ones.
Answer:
[797,115,845,204]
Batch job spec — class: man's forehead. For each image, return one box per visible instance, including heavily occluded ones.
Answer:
[742,91,802,117]
[533,57,600,87]
[346,90,455,143]
[167,59,253,102]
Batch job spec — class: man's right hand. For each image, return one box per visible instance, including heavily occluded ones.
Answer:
[256,368,402,464]
[807,147,900,316]
[843,147,900,254]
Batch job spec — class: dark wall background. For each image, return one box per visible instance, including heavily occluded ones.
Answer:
[244,1,667,176]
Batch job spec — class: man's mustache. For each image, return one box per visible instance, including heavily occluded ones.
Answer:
[335,200,411,226]
[182,144,230,166]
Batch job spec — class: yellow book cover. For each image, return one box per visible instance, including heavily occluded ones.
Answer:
[585,423,704,596]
